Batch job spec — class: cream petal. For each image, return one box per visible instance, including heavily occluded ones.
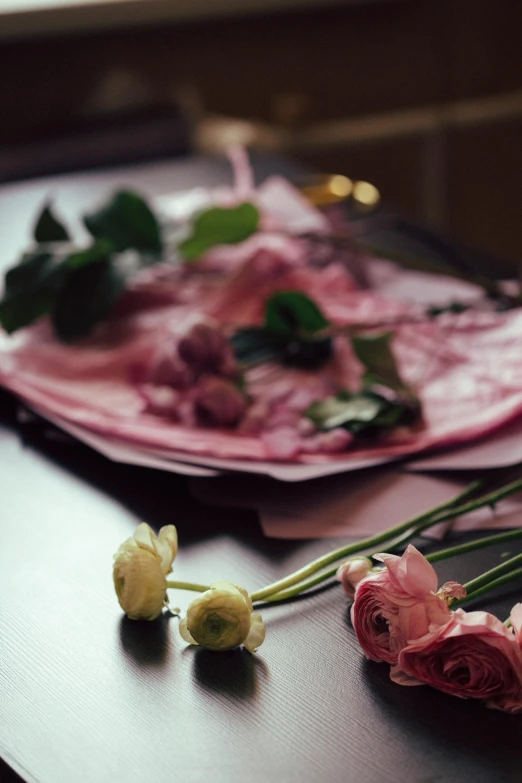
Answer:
[132,522,158,554]
[243,613,266,653]
[179,617,198,645]
[157,525,178,574]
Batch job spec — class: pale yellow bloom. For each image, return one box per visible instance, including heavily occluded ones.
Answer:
[113,523,178,620]
[179,581,266,653]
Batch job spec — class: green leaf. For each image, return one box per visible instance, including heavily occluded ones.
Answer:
[306,390,414,434]
[0,251,65,333]
[179,203,260,261]
[306,393,385,431]
[52,255,125,342]
[34,202,70,243]
[84,190,162,255]
[351,332,409,394]
[230,327,284,364]
[264,291,330,335]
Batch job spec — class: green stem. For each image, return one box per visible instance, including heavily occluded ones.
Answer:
[166,580,209,593]
[426,528,522,564]
[258,527,422,604]
[462,553,522,595]
[250,479,483,602]
[453,567,522,607]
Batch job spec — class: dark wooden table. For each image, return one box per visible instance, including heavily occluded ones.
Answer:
[1,155,521,783]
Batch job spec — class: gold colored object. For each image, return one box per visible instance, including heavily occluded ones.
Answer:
[352,180,381,209]
[299,174,380,210]
[299,174,353,207]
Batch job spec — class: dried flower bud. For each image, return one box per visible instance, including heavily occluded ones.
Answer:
[193,376,247,427]
[179,581,266,653]
[178,323,237,376]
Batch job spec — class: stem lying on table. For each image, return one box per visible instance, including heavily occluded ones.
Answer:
[250,479,484,602]
[166,580,209,593]
[461,552,522,595]
[454,567,522,607]
[252,478,522,604]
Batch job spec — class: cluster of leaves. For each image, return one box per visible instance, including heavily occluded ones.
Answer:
[0,196,260,341]
[307,332,420,435]
[231,292,420,434]
[231,291,333,370]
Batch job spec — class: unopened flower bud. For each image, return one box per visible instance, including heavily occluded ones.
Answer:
[336,557,373,599]
[178,323,237,376]
[194,376,247,427]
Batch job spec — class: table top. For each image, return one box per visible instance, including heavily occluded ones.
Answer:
[1,154,521,783]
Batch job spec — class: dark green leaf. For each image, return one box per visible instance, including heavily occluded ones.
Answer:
[34,202,70,243]
[179,203,260,261]
[52,256,125,342]
[230,327,284,364]
[351,332,409,394]
[0,251,65,333]
[84,190,162,254]
[306,390,415,434]
[265,291,330,335]
[307,393,384,430]
[281,335,332,368]
[64,240,115,270]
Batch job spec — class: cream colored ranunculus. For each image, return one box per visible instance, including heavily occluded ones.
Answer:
[113,523,178,621]
[179,581,266,653]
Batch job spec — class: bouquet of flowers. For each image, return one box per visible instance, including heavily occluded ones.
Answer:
[112,474,522,714]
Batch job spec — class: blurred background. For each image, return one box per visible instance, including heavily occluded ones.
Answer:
[1,0,522,265]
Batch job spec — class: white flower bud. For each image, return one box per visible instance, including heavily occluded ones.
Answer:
[336,557,373,599]
[113,523,178,621]
[179,581,266,653]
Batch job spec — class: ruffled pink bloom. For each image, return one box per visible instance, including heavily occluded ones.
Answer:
[350,545,457,664]
[336,558,373,599]
[392,609,522,713]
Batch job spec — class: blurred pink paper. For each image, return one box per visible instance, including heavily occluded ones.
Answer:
[406,417,522,471]
[190,468,522,540]
[31,406,219,476]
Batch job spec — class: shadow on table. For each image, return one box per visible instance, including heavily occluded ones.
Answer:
[118,613,173,668]
[361,657,522,763]
[190,647,268,702]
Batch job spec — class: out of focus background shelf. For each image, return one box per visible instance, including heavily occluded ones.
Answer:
[2,0,522,270]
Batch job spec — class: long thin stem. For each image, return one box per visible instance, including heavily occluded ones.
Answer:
[166,580,209,593]
[426,528,522,564]
[462,553,522,595]
[250,479,483,602]
[258,527,422,604]
[453,567,522,607]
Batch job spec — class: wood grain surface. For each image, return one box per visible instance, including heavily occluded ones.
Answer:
[1,156,521,783]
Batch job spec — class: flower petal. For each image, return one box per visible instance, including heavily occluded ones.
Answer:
[244,613,266,653]
[179,617,198,645]
[376,545,438,597]
[132,522,158,554]
[157,525,178,574]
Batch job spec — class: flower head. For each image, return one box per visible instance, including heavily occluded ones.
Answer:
[350,545,457,664]
[392,608,522,713]
[179,581,266,653]
[193,376,247,427]
[336,557,373,599]
[113,523,178,621]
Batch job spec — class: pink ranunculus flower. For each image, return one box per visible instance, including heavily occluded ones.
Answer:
[350,545,460,665]
[391,609,522,714]
[336,557,373,599]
